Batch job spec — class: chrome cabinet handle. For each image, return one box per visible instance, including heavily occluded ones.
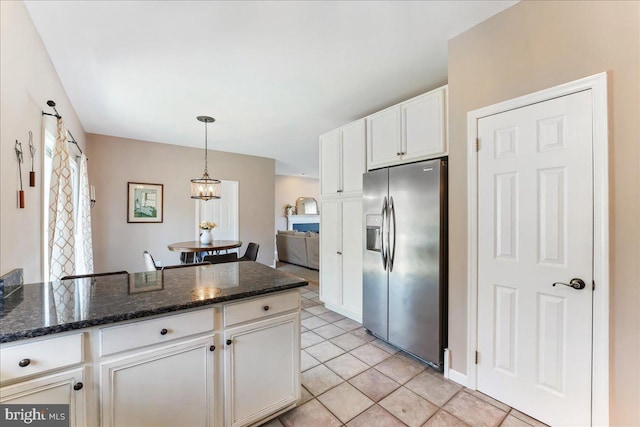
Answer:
[553,278,586,290]
[18,358,31,368]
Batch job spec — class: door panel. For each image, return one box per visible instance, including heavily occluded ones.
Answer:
[0,368,86,427]
[196,181,239,249]
[367,106,401,170]
[224,314,299,427]
[477,90,593,426]
[100,337,214,427]
[402,89,446,161]
[341,120,365,195]
[341,198,363,316]
[320,131,341,196]
[320,200,341,306]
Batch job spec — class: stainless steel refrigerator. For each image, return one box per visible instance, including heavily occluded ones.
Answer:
[363,158,447,370]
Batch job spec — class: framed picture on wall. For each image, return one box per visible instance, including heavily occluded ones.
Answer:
[127,182,163,223]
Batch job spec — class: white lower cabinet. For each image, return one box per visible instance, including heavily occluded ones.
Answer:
[223,312,300,427]
[0,291,302,427]
[0,367,87,427]
[100,336,215,427]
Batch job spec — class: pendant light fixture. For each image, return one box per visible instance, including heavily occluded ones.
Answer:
[190,115,221,200]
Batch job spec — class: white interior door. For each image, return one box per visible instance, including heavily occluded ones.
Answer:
[196,180,239,252]
[476,90,593,426]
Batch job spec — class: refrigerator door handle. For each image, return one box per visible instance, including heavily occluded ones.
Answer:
[388,196,397,272]
[381,196,388,270]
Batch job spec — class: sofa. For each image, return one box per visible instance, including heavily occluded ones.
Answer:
[276,230,319,270]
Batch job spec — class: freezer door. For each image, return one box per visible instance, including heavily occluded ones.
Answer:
[388,159,445,367]
[362,168,389,340]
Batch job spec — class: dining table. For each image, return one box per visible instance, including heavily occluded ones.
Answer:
[167,240,243,263]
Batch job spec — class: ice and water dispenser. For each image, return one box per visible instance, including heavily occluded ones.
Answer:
[366,214,383,252]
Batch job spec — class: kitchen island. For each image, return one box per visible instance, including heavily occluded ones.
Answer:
[0,262,307,427]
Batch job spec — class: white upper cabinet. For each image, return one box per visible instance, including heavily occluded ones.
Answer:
[402,87,446,162]
[366,106,402,169]
[341,120,366,194]
[320,119,365,198]
[320,130,341,195]
[367,85,448,170]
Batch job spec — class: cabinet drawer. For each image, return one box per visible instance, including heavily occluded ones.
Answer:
[224,291,299,327]
[0,333,83,383]
[99,309,214,357]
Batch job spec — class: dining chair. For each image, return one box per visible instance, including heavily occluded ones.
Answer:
[61,270,129,280]
[180,252,204,264]
[202,253,238,264]
[143,250,159,271]
[238,243,260,262]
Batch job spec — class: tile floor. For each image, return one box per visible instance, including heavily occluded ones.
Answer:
[261,283,548,427]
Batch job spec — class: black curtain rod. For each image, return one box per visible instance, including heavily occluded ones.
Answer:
[41,100,83,156]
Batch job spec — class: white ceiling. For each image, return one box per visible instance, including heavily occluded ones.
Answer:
[25,1,516,178]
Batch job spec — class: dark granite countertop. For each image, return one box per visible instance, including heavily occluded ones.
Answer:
[0,262,307,344]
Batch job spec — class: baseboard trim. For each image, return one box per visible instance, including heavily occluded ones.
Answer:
[447,369,468,387]
[321,301,362,323]
[444,348,451,379]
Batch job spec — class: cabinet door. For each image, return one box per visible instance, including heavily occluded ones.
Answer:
[341,119,366,196]
[0,367,87,427]
[320,130,341,197]
[320,200,341,307]
[401,87,446,162]
[100,336,215,427]
[224,313,300,427]
[341,198,363,319]
[367,106,401,170]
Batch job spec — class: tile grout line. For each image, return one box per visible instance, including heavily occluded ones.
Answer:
[292,283,543,427]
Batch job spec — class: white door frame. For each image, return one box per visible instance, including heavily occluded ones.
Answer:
[195,180,239,243]
[465,72,609,425]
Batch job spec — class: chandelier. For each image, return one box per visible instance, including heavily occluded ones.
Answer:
[190,116,221,200]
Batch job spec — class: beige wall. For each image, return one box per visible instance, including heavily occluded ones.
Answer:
[0,1,86,283]
[447,1,639,424]
[274,175,319,233]
[88,134,275,273]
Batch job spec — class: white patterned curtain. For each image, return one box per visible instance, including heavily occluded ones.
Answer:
[76,154,94,275]
[48,119,75,281]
